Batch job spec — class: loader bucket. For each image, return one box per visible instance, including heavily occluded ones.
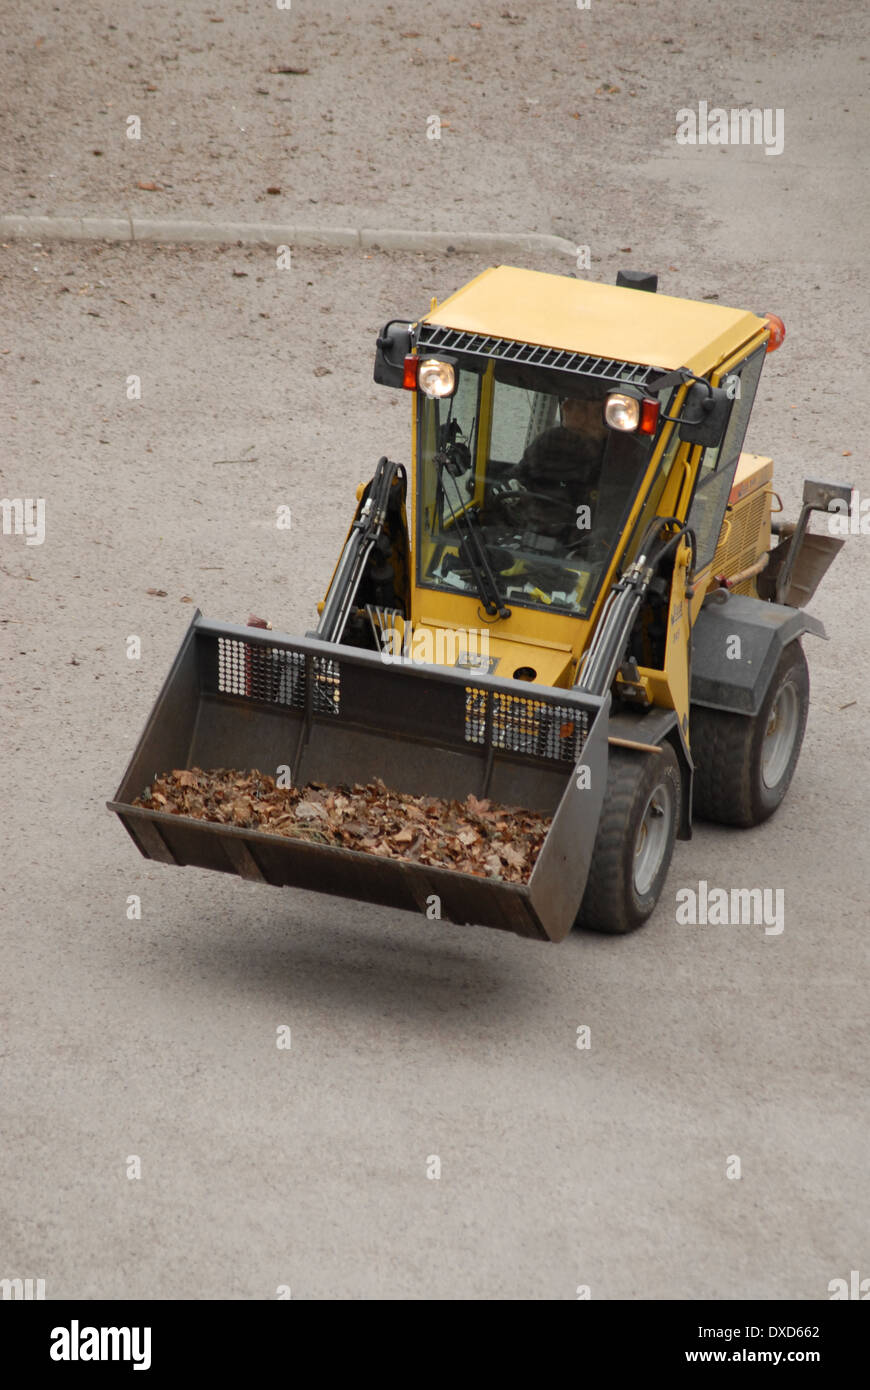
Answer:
[109,614,610,942]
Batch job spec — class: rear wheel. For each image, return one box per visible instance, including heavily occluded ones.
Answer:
[576,742,681,935]
[691,640,809,827]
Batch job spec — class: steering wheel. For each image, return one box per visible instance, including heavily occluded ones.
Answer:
[565,534,609,562]
[491,483,607,559]
[496,483,576,511]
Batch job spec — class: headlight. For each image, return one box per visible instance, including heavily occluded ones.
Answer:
[417,358,457,398]
[605,393,640,431]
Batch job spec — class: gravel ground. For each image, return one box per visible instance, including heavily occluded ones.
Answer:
[1,0,868,1302]
[2,0,867,245]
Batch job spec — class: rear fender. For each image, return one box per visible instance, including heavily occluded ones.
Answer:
[690,592,826,717]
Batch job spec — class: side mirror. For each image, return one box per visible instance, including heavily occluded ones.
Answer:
[374,321,413,388]
[679,383,731,447]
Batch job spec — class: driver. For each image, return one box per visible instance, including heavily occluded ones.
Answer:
[514,384,609,539]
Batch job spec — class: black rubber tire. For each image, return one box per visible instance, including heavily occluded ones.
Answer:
[691,640,809,828]
[575,742,681,935]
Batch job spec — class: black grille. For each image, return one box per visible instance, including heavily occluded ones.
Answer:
[465,687,588,762]
[416,323,662,388]
[217,638,340,715]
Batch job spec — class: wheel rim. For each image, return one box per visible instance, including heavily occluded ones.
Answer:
[761,681,800,789]
[633,778,674,897]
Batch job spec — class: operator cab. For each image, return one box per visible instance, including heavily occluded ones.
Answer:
[416,359,673,618]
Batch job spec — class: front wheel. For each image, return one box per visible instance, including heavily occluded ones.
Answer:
[691,640,810,827]
[575,742,681,935]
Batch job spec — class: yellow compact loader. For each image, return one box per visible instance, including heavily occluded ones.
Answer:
[110,266,849,941]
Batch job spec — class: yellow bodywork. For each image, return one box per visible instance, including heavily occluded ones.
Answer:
[336,265,776,751]
[693,452,774,614]
[404,267,774,702]
[424,266,767,376]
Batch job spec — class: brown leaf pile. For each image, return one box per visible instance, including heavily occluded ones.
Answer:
[133,769,551,884]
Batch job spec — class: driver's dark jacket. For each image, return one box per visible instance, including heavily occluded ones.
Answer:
[516,426,605,536]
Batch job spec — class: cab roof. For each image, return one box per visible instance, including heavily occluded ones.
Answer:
[422,266,767,375]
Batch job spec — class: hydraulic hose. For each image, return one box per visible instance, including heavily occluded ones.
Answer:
[575,518,693,698]
[316,457,399,644]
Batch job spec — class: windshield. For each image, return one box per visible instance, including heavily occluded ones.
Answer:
[416,358,668,618]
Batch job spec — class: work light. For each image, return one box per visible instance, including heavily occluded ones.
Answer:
[605,390,660,434]
[417,357,457,397]
[605,393,640,430]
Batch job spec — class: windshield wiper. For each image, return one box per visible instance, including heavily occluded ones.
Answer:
[435,452,511,619]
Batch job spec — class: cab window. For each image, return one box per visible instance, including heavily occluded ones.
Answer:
[687,346,766,570]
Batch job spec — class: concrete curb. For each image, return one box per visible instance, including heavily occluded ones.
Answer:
[0,213,577,258]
